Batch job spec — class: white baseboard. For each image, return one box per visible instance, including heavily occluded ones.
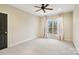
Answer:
[73,41,79,54]
[8,37,38,48]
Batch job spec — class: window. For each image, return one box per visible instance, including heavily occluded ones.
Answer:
[47,19,57,34]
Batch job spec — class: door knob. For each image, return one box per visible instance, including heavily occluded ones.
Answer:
[5,32,7,34]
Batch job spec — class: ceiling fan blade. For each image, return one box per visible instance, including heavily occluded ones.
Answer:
[35,9,41,12]
[45,8,53,10]
[34,6,41,8]
[45,4,49,7]
[42,9,45,13]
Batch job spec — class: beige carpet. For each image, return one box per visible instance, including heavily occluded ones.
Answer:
[0,38,78,55]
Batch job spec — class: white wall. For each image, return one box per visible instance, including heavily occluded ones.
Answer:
[73,5,79,53]
[0,5,40,47]
[63,12,73,42]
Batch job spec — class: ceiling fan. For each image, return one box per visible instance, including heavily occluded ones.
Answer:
[34,4,53,13]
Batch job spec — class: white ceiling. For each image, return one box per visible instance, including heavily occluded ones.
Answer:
[9,4,75,16]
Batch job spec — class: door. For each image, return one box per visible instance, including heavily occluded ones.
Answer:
[0,13,7,50]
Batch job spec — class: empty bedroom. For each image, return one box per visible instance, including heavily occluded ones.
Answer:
[0,4,79,55]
